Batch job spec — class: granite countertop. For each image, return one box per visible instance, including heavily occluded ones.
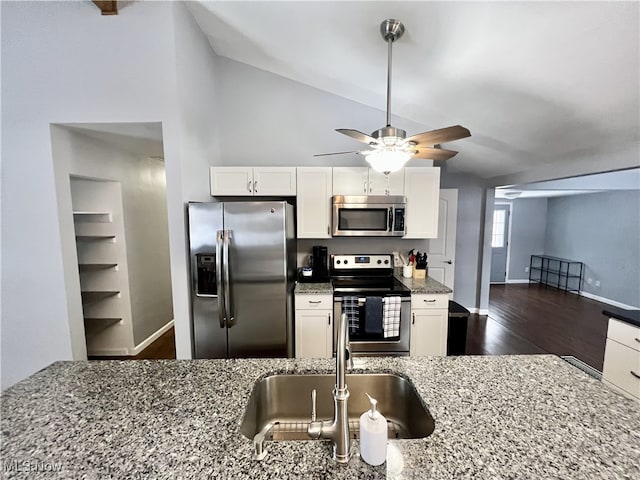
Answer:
[294,272,452,295]
[393,269,452,294]
[294,282,333,294]
[2,355,639,479]
[602,306,640,328]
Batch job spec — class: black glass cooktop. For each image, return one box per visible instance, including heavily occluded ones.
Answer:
[331,276,411,296]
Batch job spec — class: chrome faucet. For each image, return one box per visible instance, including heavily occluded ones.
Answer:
[308,313,352,463]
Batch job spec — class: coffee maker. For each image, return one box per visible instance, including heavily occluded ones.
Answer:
[310,246,329,282]
[299,246,329,283]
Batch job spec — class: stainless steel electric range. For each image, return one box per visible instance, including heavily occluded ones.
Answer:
[331,254,411,356]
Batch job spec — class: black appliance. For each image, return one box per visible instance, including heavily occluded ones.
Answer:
[331,254,411,356]
[299,245,330,283]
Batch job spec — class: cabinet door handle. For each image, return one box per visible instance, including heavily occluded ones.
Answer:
[363,180,367,194]
[412,313,415,325]
[247,181,252,193]
[308,300,322,304]
[369,180,372,193]
[635,338,640,344]
[254,180,258,193]
[328,314,331,325]
[327,225,330,235]
[631,371,640,380]
[424,299,437,303]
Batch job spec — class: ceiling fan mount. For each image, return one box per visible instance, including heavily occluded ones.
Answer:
[315,18,471,174]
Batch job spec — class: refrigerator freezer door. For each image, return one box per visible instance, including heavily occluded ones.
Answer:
[223,202,292,357]
[188,202,228,358]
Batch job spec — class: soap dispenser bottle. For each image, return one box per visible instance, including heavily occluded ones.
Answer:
[359,393,387,466]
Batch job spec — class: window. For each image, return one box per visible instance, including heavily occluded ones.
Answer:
[492,209,506,248]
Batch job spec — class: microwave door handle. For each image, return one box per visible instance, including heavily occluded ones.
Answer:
[216,230,226,328]
[388,208,393,232]
[223,230,235,326]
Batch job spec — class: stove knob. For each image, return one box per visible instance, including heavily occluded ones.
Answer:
[384,259,389,264]
[344,260,348,265]
[336,260,341,265]
[377,260,382,264]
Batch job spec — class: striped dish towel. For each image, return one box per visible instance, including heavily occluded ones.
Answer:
[383,297,401,338]
[342,296,360,335]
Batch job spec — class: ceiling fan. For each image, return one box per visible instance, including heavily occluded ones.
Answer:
[316,19,471,174]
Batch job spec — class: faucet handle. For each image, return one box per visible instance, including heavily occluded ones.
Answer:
[311,389,317,422]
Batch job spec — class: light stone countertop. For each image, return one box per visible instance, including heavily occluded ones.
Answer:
[393,269,453,294]
[294,282,333,294]
[294,272,452,296]
[1,355,639,479]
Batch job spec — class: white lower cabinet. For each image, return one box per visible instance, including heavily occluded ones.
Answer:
[409,294,448,356]
[602,318,640,401]
[294,294,333,358]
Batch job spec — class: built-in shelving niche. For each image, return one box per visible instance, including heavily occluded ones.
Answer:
[71,177,134,355]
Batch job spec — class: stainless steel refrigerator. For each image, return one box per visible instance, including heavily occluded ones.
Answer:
[188,201,295,358]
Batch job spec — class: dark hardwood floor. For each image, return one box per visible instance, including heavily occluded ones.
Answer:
[466,284,609,371]
[89,327,176,361]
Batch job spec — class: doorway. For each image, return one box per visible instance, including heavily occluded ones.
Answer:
[490,203,511,284]
[52,122,175,360]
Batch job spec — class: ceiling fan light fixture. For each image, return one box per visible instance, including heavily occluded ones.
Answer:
[365,150,412,173]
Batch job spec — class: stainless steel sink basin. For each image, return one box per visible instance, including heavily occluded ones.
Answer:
[241,373,435,442]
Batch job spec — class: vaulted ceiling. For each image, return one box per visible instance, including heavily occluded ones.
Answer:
[187,1,639,181]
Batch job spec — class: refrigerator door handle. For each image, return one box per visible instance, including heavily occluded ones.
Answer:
[223,230,235,326]
[216,230,226,328]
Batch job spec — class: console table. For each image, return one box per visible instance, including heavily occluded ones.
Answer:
[529,255,584,293]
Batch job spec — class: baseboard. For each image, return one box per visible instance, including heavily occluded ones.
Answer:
[467,307,489,315]
[506,279,530,284]
[133,319,175,355]
[88,347,130,356]
[573,291,638,310]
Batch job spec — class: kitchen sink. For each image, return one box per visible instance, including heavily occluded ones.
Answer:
[240,373,435,442]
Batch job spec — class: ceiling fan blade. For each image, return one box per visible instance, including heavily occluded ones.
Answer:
[313,150,361,157]
[411,147,458,161]
[405,125,471,146]
[336,129,379,145]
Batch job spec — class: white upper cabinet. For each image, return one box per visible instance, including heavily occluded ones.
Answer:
[210,167,296,196]
[332,167,404,196]
[403,167,441,239]
[368,169,404,195]
[296,167,333,238]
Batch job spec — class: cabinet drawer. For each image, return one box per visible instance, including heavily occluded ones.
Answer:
[411,294,448,310]
[295,295,333,310]
[607,318,640,353]
[602,339,640,400]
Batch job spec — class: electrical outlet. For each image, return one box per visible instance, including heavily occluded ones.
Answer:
[595,280,600,287]
[392,251,402,266]
[524,267,529,273]
[587,278,593,285]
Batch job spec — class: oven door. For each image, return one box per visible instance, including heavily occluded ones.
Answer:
[333,294,411,355]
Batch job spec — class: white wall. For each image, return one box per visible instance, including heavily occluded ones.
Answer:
[1,0,225,388]
[215,56,431,168]
[170,1,222,358]
[505,198,548,281]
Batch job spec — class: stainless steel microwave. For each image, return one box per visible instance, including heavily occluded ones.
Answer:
[332,195,406,237]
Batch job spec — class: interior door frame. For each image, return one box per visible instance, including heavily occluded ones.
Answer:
[490,202,513,284]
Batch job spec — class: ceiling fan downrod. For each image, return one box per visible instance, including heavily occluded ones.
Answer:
[381,19,404,128]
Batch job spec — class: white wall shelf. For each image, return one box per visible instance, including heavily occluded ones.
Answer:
[73,211,113,223]
[78,263,118,272]
[80,291,120,303]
